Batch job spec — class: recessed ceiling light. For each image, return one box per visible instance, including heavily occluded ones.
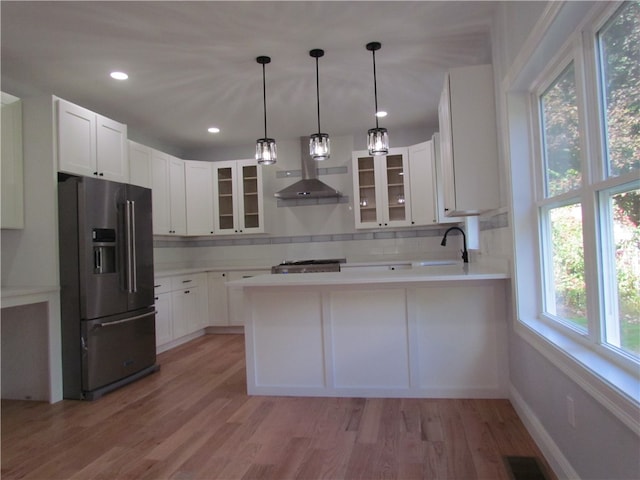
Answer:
[207,127,220,134]
[375,111,387,118]
[110,71,128,80]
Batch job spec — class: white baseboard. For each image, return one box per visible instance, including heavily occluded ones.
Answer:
[509,384,580,480]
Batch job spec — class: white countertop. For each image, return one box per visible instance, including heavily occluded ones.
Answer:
[1,286,60,306]
[227,262,508,288]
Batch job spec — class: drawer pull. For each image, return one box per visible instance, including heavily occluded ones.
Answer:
[182,280,192,283]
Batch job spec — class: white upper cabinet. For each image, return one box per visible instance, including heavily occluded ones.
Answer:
[151,150,186,235]
[352,147,412,229]
[407,141,437,226]
[438,64,499,216]
[431,133,463,224]
[128,140,153,188]
[1,93,24,229]
[184,160,214,236]
[56,98,128,183]
[212,159,264,235]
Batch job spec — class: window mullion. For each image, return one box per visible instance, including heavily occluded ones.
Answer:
[581,185,603,347]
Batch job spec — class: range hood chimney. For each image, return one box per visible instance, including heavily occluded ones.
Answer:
[274,137,341,199]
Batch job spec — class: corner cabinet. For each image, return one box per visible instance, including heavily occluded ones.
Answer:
[151,150,186,235]
[438,64,499,216]
[212,159,264,235]
[128,140,153,189]
[407,141,438,226]
[352,148,412,229]
[184,160,214,236]
[56,98,128,183]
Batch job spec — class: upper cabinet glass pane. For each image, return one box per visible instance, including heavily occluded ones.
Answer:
[357,156,377,223]
[597,1,640,178]
[385,154,406,221]
[540,62,583,197]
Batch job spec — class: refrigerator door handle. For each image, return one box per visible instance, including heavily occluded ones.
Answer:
[94,310,156,328]
[124,200,137,293]
[130,200,137,293]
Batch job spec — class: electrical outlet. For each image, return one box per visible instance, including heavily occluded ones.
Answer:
[566,395,576,427]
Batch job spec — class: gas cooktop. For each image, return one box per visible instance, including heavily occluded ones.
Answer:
[271,258,346,274]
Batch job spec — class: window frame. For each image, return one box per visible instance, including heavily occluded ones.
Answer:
[528,1,639,373]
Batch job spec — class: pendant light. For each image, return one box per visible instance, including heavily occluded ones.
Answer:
[366,42,389,156]
[309,49,330,161]
[255,56,277,165]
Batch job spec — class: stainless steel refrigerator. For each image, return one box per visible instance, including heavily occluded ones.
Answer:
[58,174,158,400]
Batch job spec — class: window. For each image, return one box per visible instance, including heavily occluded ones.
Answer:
[533,1,639,366]
[542,202,587,331]
[540,62,582,197]
[597,1,640,178]
[600,186,640,357]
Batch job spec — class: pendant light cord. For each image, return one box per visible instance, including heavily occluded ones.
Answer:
[372,49,379,130]
[315,56,321,135]
[262,63,268,138]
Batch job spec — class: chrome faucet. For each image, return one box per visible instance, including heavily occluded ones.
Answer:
[440,226,469,263]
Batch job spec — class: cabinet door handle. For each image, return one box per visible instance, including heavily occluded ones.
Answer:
[182,280,192,283]
[184,290,190,294]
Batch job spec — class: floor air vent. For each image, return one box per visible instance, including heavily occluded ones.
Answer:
[504,456,549,480]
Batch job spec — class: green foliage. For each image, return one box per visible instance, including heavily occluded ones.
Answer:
[550,205,587,326]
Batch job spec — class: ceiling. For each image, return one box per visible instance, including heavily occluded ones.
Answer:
[1,1,495,155]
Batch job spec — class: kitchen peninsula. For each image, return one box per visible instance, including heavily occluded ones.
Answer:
[229,263,509,398]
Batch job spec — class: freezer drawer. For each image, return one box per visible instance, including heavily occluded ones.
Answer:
[82,308,156,392]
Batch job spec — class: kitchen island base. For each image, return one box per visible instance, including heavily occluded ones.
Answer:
[242,280,508,398]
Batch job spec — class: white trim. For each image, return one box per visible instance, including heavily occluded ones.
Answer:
[502,1,564,90]
[510,384,580,480]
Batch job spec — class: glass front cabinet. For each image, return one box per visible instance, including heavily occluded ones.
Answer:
[212,159,264,235]
[352,147,412,229]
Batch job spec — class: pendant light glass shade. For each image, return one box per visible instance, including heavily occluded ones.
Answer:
[256,138,277,165]
[367,127,389,156]
[255,56,277,165]
[366,42,389,156]
[309,133,330,161]
[309,49,330,161]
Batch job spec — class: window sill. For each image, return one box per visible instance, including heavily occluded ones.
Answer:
[515,316,640,436]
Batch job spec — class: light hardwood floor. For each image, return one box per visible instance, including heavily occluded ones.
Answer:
[2,334,555,479]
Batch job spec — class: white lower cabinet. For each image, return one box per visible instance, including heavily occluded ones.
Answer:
[154,292,173,346]
[227,270,269,325]
[207,271,229,326]
[154,273,207,350]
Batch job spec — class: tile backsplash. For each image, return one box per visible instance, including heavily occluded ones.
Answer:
[154,211,511,270]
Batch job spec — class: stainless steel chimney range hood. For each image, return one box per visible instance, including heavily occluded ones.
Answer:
[274,137,341,199]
